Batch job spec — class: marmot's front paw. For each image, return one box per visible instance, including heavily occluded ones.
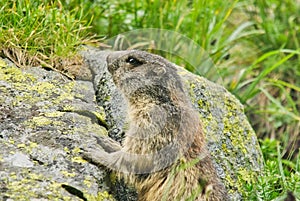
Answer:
[80,145,108,167]
[93,135,122,153]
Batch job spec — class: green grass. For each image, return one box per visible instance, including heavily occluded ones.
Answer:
[244,139,300,200]
[1,0,299,200]
[65,0,261,79]
[0,0,95,74]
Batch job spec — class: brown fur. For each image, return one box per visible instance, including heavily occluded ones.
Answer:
[83,50,229,200]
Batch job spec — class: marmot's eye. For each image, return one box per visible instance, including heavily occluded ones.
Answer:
[126,56,143,67]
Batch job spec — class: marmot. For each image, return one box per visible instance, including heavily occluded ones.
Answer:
[83,50,229,201]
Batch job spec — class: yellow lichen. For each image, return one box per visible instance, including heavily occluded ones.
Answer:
[10,172,17,180]
[64,147,70,153]
[92,111,106,125]
[17,141,40,154]
[85,191,114,201]
[17,143,26,148]
[32,82,56,94]
[83,177,92,188]
[222,143,227,150]
[53,82,75,104]
[72,147,81,154]
[61,170,76,178]
[237,169,256,184]
[71,156,87,164]
[63,105,75,111]
[0,64,36,84]
[9,139,15,144]
[30,116,53,127]
[4,169,74,200]
[29,142,38,149]
[0,59,6,67]
[73,123,107,137]
[44,111,65,118]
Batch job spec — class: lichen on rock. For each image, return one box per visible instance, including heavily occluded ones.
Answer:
[181,72,263,198]
[0,58,113,200]
[0,48,263,201]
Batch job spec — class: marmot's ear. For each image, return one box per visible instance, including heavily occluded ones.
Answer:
[153,66,166,75]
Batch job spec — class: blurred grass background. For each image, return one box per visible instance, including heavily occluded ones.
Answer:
[0,0,299,199]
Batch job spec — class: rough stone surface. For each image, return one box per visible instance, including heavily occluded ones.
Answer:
[0,58,113,201]
[0,49,264,201]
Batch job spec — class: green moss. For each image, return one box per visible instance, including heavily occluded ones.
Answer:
[197,99,204,108]
[224,117,248,154]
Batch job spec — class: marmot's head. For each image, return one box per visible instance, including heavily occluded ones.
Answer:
[107,50,184,103]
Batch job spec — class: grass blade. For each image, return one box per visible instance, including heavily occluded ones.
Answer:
[240,50,298,102]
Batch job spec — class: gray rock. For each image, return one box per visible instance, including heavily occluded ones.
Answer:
[0,49,263,201]
[5,153,34,168]
[0,59,113,200]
